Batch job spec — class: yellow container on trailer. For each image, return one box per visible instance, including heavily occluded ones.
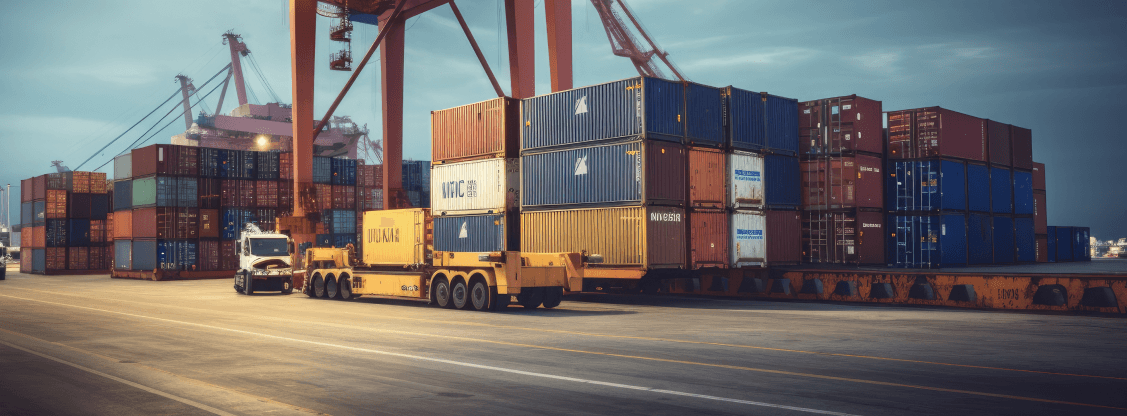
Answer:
[362,209,431,266]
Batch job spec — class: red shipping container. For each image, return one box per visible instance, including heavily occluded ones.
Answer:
[986,120,1011,166]
[90,172,108,194]
[332,185,356,209]
[220,240,237,271]
[279,180,294,214]
[221,180,256,207]
[137,207,199,239]
[256,180,279,207]
[886,107,986,161]
[89,246,106,270]
[46,190,67,219]
[20,251,31,273]
[47,173,67,190]
[1034,191,1047,235]
[66,171,92,193]
[114,210,134,240]
[199,239,220,271]
[33,175,46,201]
[280,152,294,180]
[798,95,883,155]
[371,165,384,189]
[689,209,728,269]
[800,155,883,210]
[315,184,332,212]
[21,178,32,202]
[132,144,199,177]
[20,228,32,249]
[33,226,45,249]
[1035,235,1048,263]
[198,178,221,209]
[90,220,107,243]
[46,247,66,270]
[68,247,89,270]
[688,147,725,209]
[132,208,157,238]
[200,209,221,239]
[431,97,519,163]
[766,210,801,265]
[1032,162,1045,191]
[106,212,114,242]
[68,193,92,219]
[1011,126,1033,170]
[802,210,885,265]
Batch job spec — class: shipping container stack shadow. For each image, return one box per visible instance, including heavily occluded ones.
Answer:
[19,171,111,275]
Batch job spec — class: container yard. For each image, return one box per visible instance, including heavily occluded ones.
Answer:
[1,1,1125,415]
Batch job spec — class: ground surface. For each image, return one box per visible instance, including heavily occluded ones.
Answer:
[1,270,1125,416]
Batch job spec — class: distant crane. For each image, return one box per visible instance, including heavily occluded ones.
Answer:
[590,0,686,81]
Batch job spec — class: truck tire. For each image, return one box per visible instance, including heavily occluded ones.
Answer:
[542,287,563,309]
[281,278,294,295]
[234,272,244,294]
[306,273,321,297]
[245,273,255,295]
[339,276,352,299]
[517,288,545,309]
[468,280,490,311]
[326,275,340,299]
[433,278,452,308]
[452,280,470,310]
[313,274,326,298]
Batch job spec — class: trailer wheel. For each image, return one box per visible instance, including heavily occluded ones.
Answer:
[234,271,245,294]
[517,288,545,309]
[433,278,452,308]
[542,287,563,309]
[245,272,255,295]
[326,274,340,299]
[313,274,327,298]
[307,273,322,297]
[468,279,490,311]
[339,275,353,299]
[452,279,470,310]
[281,278,294,295]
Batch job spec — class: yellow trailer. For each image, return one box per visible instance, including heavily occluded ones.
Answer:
[300,209,595,311]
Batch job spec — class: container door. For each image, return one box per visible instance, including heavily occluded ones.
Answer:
[730,211,765,267]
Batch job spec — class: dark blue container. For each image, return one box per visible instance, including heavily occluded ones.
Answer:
[966,163,991,212]
[724,86,765,151]
[522,77,684,151]
[20,202,32,226]
[1055,226,1074,261]
[322,209,357,235]
[224,150,256,179]
[992,216,1014,264]
[199,148,226,178]
[91,194,109,220]
[889,214,966,268]
[685,82,724,147]
[333,233,357,248]
[765,93,799,155]
[521,140,686,208]
[1014,217,1034,263]
[402,160,431,192]
[256,152,280,180]
[157,240,197,271]
[1046,226,1057,262]
[315,234,332,247]
[765,154,800,208]
[114,240,132,270]
[32,249,45,272]
[131,240,157,270]
[331,158,357,185]
[990,167,1012,214]
[221,209,256,240]
[433,213,517,252]
[33,201,45,226]
[887,160,966,212]
[45,219,67,247]
[113,180,132,211]
[1074,227,1090,261]
[1012,170,1033,215]
[67,219,91,247]
[312,156,332,184]
[155,177,198,208]
[967,213,993,265]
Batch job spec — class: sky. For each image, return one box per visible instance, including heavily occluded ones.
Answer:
[1,0,1126,241]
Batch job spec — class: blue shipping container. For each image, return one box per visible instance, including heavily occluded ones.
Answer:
[521,76,685,151]
[433,213,516,252]
[887,160,966,212]
[91,194,109,220]
[966,163,991,212]
[257,152,280,180]
[132,240,157,270]
[67,219,91,247]
[32,249,45,272]
[333,233,357,249]
[967,213,993,265]
[685,82,724,147]
[199,148,226,178]
[225,150,256,179]
[1046,226,1057,262]
[725,86,765,151]
[1012,170,1033,215]
[765,154,800,207]
[312,156,332,184]
[114,240,132,270]
[157,240,198,271]
[1015,217,1034,263]
[992,216,1014,264]
[402,160,432,191]
[331,158,357,185]
[154,177,198,207]
[765,93,799,155]
[221,209,256,240]
[322,209,357,235]
[521,140,686,208]
[1074,227,1090,261]
[20,202,32,226]
[1055,226,1074,261]
[990,167,1012,214]
[33,201,45,226]
[889,214,966,268]
[45,219,67,247]
[113,180,133,211]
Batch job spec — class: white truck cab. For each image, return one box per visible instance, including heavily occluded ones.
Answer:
[234,223,294,295]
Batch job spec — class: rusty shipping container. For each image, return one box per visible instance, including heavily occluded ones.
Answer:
[90,172,108,194]
[688,147,725,209]
[113,210,132,240]
[689,209,728,269]
[279,152,294,180]
[432,97,520,163]
[279,180,294,213]
[45,247,66,271]
[68,247,89,270]
[800,155,883,210]
[802,210,885,265]
[1011,126,1033,170]
[66,171,94,194]
[220,240,237,271]
[256,180,279,208]
[886,107,986,161]
[130,208,199,240]
[132,144,199,177]
[46,190,67,219]
[220,180,256,208]
[90,220,107,244]
[198,239,220,271]
[987,120,1011,166]
[798,95,883,155]
[521,140,687,209]
[89,246,107,270]
[727,151,764,209]
[767,210,802,265]
[521,206,686,269]
[46,173,66,190]
[33,226,45,249]
[332,185,356,210]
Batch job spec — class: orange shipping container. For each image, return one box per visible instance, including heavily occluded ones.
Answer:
[689,209,729,269]
[32,226,45,249]
[90,172,108,194]
[521,205,686,269]
[114,210,133,240]
[431,97,519,163]
[46,247,66,270]
[46,190,67,219]
[106,212,114,242]
[68,247,89,270]
[688,147,726,209]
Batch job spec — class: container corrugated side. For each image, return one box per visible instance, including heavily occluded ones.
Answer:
[433,213,518,252]
[685,82,723,147]
[521,206,686,269]
[798,95,883,155]
[362,209,429,266]
[1014,217,1034,263]
[886,160,966,212]
[430,158,518,215]
[990,167,1012,214]
[1032,162,1046,191]
[986,120,1011,166]
[766,210,801,265]
[730,210,765,267]
[1033,191,1047,234]
[800,155,883,210]
[689,209,728,269]
[521,76,684,151]
[521,140,686,209]
[1012,170,1033,215]
[967,213,993,265]
[966,163,990,212]
[1011,126,1033,170]
[688,147,725,209]
[886,107,986,161]
[889,214,967,268]
[432,97,520,162]
[993,216,1014,264]
[765,154,800,208]
[724,86,765,151]
[1074,227,1091,261]
[113,210,133,240]
[765,94,799,156]
[727,151,764,209]
[1055,226,1073,261]
[257,152,280,180]
[802,210,885,265]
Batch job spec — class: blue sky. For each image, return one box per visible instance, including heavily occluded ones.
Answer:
[2,0,1126,240]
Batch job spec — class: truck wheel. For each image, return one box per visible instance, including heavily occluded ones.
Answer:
[306,273,321,297]
[244,273,255,295]
[433,278,452,308]
[542,287,563,309]
[517,288,545,309]
[313,274,326,298]
[468,280,490,311]
[339,275,353,299]
[281,278,294,295]
[326,274,340,299]
[452,280,470,310]
[234,272,244,294]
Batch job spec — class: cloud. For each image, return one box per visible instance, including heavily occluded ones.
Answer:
[48,61,166,86]
[845,50,902,74]
[681,47,821,71]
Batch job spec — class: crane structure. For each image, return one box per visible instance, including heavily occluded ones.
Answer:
[589,0,685,81]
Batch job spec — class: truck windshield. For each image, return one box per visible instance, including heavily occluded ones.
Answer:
[250,238,289,256]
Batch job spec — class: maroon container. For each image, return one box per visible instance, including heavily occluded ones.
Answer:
[47,173,67,190]
[688,147,726,209]
[255,209,278,232]
[1032,162,1045,191]
[280,152,293,180]
[198,178,221,209]
[800,154,883,210]
[315,184,332,212]
[132,144,199,177]
[221,180,256,208]
[131,207,198,239]
[886,107,986,161]
[986,120,1011,166]
[21,178,32,202]
[68,247,89,270]
[766,210,801,265]
[90,220,107,244]
[90,172,108,194]
[68,193,93,219]
[199,239,220,271]
[1011,126,1033,170]
[802,210,884,265]
[89,246,107,270]
[689,209,728,269]
[199,209,220,239]
[256,180,279,208]
[1034,191,1047,235]
[132,208,157,239]
[220,240,237,271]
[46,247,66,271]
[798,95,883,155]
[46,190,67,219]
[279,180,294,214]
[1035,235,1048,263]
[33,175,46,201]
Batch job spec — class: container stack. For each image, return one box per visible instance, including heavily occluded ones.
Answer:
[402,160,432,208]
[519,77,689,272]
[19,171,111,274]
[684,83,726,269]
[798,95,885,265]
[315,155,359,249]
[1045,225,1091,263]
[724,86,801,267]
[430,97,520,252]
[1032,162,1049,262]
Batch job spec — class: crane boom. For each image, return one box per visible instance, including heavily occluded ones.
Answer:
[590,0,684,81]
[223,31,250,107]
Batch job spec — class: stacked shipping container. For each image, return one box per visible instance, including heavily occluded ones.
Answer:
[20,171,111,274]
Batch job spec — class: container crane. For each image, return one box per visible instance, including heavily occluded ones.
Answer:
[590,0,685,81]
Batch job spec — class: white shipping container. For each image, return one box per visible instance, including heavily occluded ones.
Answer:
[731,210,766,267]
[114,153,133,180]
[727,151,764,209]
[430,158,518,215]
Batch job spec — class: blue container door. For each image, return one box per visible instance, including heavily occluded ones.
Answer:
[178,178,198,207]
[200,148,225,177]
[966,213,994,265]
[919,160,966,211]
[333,234,357,248]
[21,202,32,226]
[156,177,176,207]
[1014,217,1034,262]
[521,142,643,207]
[889,215,914,267]
[685,83,723,147]
[992,216,1014,263]
[91,194,109,220]
[966,164,991,212]
[887,161,912,211]
[132,240,157,270]
[726,87,765,151]
[990,167,1012,214]
[764,94,799,155]
[1012,171,1033,215]
[222,209,254,240]
[765,154,800,207]
[1074,227,1090,261]
[114,180,133,211]
[114,240,132,270]
[920,214,966,268]
[433,214,509,252]
[32,249,45,272]
[67,219,91,247]
[1046,226,1057,262]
